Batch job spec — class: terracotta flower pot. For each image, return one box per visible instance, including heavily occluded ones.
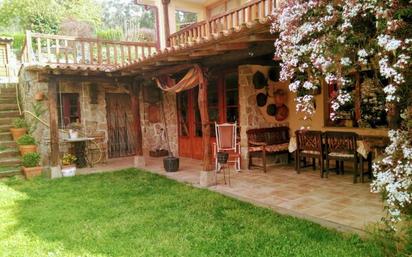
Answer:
[10,128,27,141]
[19,145,37,156]
[34,92,44,101]
[22,166,42,179]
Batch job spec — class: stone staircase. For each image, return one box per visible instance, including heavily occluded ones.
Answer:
[0,85,22,177]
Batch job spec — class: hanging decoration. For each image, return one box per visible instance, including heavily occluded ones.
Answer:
[252,67,289,123]
[154,64,204,93]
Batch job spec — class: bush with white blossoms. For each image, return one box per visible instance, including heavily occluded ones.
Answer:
[272,0,412,229]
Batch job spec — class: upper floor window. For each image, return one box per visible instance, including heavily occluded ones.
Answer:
[175,10,198,31]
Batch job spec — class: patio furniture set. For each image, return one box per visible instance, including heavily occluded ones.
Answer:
[214,123,381,184]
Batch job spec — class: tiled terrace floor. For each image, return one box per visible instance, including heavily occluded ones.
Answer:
[79,156,385,234]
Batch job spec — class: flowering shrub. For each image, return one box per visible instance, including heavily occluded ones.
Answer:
[272,0,412,228]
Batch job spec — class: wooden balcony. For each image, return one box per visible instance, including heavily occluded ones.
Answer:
[168,0,278,47]
[21,31,158,67]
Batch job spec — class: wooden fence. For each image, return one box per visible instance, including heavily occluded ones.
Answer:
[21,31,158,66]
[168,0,277,47]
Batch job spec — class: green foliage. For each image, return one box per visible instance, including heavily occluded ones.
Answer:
[12,118,28,129]
[0,0,102,34]
[0,169,384,257]
[21,152,40,167]
[96,28,123,41]
[16,134,36,145]
[0,33,25,50]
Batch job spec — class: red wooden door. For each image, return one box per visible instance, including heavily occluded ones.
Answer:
[176,71,239,160]
[177,88,203,159]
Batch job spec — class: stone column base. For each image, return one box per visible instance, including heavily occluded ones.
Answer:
[199,171,216,187]
[134,155,146,168]
[50,166,62,179]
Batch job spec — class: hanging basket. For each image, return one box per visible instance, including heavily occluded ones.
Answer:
[163,156,179,172]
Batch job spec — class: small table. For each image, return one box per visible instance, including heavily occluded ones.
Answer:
[63,137,95,168]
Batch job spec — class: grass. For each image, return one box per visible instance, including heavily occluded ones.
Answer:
[0,169,383,257]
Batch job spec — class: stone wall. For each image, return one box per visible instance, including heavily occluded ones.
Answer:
[238,65,290,168]
[140,89,178,157]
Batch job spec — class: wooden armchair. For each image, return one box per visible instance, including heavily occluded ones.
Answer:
[246,127,290,173]
[324,131,359,183]
[295,130,324,175]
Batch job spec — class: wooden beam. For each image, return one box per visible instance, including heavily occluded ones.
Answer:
[162,0,171,47]
[131,81,143,156]
[215,42,249,51]
[48,78,59,167]
[198,67,213,171]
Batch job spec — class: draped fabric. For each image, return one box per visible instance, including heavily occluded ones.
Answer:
[154,64,204,93]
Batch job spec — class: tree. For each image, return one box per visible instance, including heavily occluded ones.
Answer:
[0,0,102,34]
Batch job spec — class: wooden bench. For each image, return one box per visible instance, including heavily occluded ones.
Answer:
[246,127,290,172]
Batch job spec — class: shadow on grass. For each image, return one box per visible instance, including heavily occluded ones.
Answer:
[1,169,384,257]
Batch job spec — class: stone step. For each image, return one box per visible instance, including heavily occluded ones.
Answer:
[0,110,20,118]
[0,124,12,132]
[0,117,14,125]
[0,87,17,93]
[0,166,21,178]
[0,148,19,158]
[0,93,17,98]
[0,103,18,111]
[0,97,17,104]
[0,132,12,141]
[0,157,21,167]
[0,140,17,148]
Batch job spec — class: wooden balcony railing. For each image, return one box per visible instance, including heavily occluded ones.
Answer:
[168,0,277,47]
[21,31,158,67]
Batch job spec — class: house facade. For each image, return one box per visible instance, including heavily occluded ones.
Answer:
[18,0,388,173]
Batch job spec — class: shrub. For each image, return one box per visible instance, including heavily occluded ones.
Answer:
[17,134,36,145]
[96,28,123,41]
[22,152,40,168]
[62,153,77,166]
[12,117,28,129]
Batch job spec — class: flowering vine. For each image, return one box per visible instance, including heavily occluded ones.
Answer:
[272,0,412,228]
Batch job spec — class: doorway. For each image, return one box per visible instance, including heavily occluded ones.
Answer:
[106,93,137,158]
[177,71,239,159]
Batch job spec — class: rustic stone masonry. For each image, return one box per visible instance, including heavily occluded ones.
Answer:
[238,65,290,168]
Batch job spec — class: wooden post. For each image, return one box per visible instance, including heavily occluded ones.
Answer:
[162,0,171,47]
[131,81,143,156]
[48,78,60,166]
[198,67,213,171]
[25,30,32,63]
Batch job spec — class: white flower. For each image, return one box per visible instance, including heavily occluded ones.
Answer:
[340,57,352,66]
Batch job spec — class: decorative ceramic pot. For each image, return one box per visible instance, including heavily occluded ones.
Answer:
[10,128,27,141]
[19,145,37,156]
[22,166,42,179]
[34,92,44,101]
[163,156,179,172]
[68,130,78,139]
[61,165,76,177]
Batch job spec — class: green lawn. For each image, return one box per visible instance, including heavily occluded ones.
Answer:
[0,169,382,257]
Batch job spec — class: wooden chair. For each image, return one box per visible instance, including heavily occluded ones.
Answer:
[214,122,241,172]
[295,130,324,175]
[324,131,359,183]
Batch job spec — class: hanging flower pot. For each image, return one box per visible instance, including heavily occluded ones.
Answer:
[163,156,179,172]
[34,91,44,101]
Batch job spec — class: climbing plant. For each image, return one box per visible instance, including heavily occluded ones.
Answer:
[272,0,412,234]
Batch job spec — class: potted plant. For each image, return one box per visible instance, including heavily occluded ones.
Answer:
[16,134,37,156]
[61,153,77,177]
[21,152,42,179]
[34,91,44,101]
[10,117,28,141]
